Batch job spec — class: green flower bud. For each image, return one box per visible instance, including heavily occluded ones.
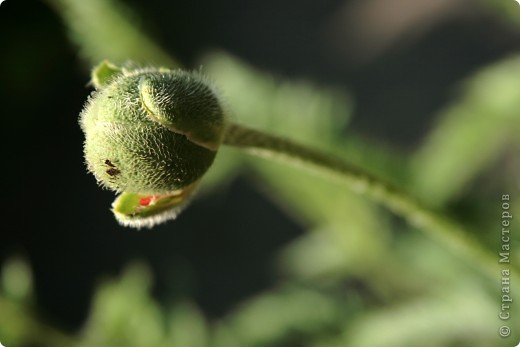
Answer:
[80,61,226,228]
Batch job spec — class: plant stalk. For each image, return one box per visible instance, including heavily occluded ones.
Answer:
[223,122,514,281]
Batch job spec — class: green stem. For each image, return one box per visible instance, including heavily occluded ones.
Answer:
[223,122,514,281]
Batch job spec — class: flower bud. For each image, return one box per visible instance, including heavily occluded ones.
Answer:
[80,62,226,228]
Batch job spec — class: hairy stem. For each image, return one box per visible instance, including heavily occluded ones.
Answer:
[223,122,513,281]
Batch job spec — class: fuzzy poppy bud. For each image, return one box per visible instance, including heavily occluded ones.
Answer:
[80,61,226,228]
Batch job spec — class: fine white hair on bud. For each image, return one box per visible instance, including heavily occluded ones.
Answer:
[80,61,227,228]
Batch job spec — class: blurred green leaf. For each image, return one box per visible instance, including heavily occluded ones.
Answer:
[81,264,166,347]
[481,0,520,27]
[167,301,209,347]
[45,0,178,67]
[341,282,507,347]
[1,256,33,301]
[212,285,345,347]
[411,55,520,206]
[0,257,81,347]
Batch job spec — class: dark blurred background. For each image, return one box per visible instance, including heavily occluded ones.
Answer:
[0,0,519,334]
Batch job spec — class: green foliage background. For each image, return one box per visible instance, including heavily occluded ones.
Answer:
[0,0,519,346]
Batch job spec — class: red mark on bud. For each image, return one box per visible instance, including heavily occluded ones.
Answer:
[139,196,153,207]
